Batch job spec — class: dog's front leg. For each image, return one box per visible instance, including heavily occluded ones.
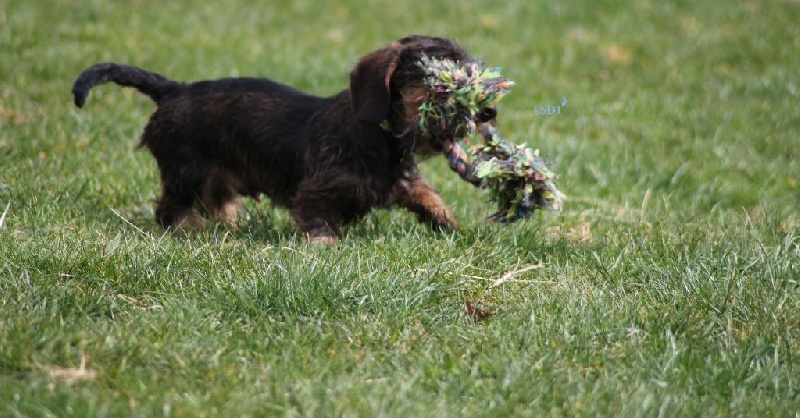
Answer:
[290,181,348,245]
[397,175,458,230]
[291,211,342,246]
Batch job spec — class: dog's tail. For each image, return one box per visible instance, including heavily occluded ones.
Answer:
[72,63,181,108]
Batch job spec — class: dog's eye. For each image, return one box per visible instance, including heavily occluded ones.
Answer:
[476,107,497,122]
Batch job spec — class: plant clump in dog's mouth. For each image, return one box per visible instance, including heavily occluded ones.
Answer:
[416,55,564,222]
[417,55,513,141]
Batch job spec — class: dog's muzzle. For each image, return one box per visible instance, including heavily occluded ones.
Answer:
[475,107,497,123]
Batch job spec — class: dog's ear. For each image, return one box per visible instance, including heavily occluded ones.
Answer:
[349,43,402,125]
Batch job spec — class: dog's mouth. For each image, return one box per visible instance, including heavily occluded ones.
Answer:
[424,106,498,151]
[413,55,511,153]
[406,108,497,157]
[390,55,508,158]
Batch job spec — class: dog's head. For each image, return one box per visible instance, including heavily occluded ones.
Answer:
[350,36,497,155]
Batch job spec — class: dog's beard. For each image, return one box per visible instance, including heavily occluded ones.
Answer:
[411,117,497,160]
[396,123,446,158]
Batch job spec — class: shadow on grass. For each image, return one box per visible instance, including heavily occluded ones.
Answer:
[95,198,478,246]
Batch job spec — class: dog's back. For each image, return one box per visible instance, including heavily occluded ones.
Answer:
[144,77,335,206]
[73,63,334,221]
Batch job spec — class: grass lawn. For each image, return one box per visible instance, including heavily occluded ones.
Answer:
[1,0,799,416]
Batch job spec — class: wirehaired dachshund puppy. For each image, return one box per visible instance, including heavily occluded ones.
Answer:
[72,35,497,244]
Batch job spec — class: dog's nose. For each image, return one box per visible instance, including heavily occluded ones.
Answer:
[476,107,497,123]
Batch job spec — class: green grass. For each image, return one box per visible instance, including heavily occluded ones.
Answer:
[2,0,799,416]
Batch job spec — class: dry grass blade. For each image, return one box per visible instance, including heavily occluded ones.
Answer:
[0,202,9,229]
[48,356,97,383]
[489,263,543,289]
[109,206,150,238]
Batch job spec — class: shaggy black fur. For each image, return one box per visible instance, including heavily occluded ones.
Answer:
[72,36,491,243]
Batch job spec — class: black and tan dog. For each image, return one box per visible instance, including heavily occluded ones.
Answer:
[72,35,496,244]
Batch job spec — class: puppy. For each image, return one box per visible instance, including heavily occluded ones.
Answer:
[72,35,496,244]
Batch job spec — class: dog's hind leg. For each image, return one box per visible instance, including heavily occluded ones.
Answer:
[155,192,202,230]
[153,160,208,230]
[200,167,242,226]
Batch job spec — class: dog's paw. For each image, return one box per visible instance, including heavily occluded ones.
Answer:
[309,235,339,246]
[426,205,459,230]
